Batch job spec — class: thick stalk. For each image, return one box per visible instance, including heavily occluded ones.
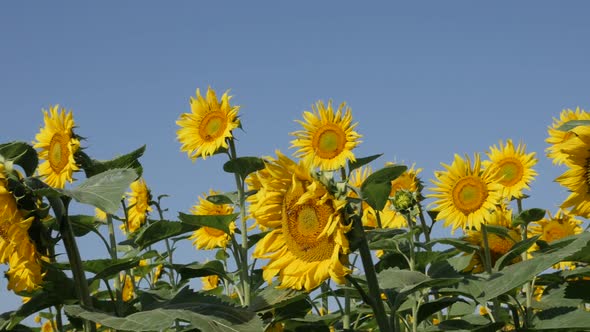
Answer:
[481,224,498,322]
[343,282,351,330]
[106,214,122,304]
[49,196,95,332]
[153,201,177,288]
[351,215,391,331]
[228,139,250,306]
[517,198,532,328]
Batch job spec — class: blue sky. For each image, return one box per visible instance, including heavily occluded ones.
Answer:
[1,1,590,321]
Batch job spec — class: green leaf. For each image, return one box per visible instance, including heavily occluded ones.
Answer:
[207,193,237,205]
[360,165,407,211]
[65,288,262,332]
[556,119,590,131]
[223,156,265,180]
[377,268,429,290]
[428,252,473,277]
[347,153,382,174]
[86,258,141,282]
[176,261,228,281]
[47,214,103,237]
[134,219,199,249]
[417,297,467,325]
[61,168,137,214]
[251,283,307,312]
[247,231,269,249]
[512,208,546,227]
[494,235,540,271]
[531,307,590,330]
[0,141,39,177]
[77,145,146,178]
[178,212,239,235]
[429,238,480,253]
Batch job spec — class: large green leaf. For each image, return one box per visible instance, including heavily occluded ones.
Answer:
[178,212,239,235]
[65,288,262,332]
[61,168,137,214]
[494,235,539,271]
[250,283,307,312]
[360,165,407,211]
[134,219,199,249]
[77,145,145,178]
[223,156,265,180]
[417,297,467,325]
[176,261,228,281]
[347,154,382,174]
[0,141,39,177]
[531,307,590,330]
[512,208,546,227]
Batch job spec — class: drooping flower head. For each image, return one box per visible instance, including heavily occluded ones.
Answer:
[483,139,537,200]
[556,125,590,218]
[290,100,362,171]
[188,190,236,250]
[546,107,590,165]
[123,178,152,233]
[429,154,503,232]
[176,87,240,161]
[33,105,80,188]
[529,209,583,270]
[250,151,351,291]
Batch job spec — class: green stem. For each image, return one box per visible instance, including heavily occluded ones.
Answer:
[517,197,532,328]
[153,200,177,288]
[49,196,95,332]
[228,139,250,306]
[350,215,391,331]
[343,281,351,330]
[106,214,122,305]
[480,224,498,322]
[403,213,415,271]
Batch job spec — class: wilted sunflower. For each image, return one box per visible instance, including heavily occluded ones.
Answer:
[290,100,361,171]
[33,105,80,188]
[556,125,590,218]
[188,190,236,250]
[176,87,240,161]
[250,151,350,291]
[463,206,521,273]
[529,209,582,270]
[429,154,503,232]
[546,107,590,165]
[123,178,152,233]
[483,139,537,200]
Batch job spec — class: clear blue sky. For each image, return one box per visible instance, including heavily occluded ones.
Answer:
[1,1,590,320]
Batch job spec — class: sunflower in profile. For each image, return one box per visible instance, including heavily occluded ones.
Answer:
[463,205,521,273]
[33,105,80,188]
[123,178,152,233]
[483,139,537,200]
[290,100,362,171]
[201,274,220,291]
[529,209,582,270]
[546,107,590,165]
[429,154,503,232]
[556,125,590,218]
[121,274,135,302]
[250,151,350,291]
[188,190,236,250]
[176,87,240,161]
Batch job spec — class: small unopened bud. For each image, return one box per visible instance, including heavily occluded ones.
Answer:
[391,189,417,214]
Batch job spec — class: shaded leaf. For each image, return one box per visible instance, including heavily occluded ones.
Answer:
[176,261,228,281]
[77,145,145,178]
[417,297,467,325]
[223,157,265,180]
[512,208,546,227]
[178,212,238,235]
[494,235,539,271]
[360,165,407,211]
[347,154,382,174]
[251,283,307,312]
[207,193,237,205]
[134,220,199,249]
[0,141,38,177]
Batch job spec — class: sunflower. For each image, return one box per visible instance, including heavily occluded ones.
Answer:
[483,139,537,200]
[188,190,236,250]
[201,274,220,291]
[250,151,350,291]
[546,107,590,165]
[556,125,590,218]
[463,206,521,273]
[528,209,583,270]
[176,87,240,161]
[429,154,503,232]
[95,208,107,221]
[123,178,152,233]
[121,274,134,302]
[33,105,80,188]
[290,100,362,171]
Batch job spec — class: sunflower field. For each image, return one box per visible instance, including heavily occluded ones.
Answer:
[1,89,590,332]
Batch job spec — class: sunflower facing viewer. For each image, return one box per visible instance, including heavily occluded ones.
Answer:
[33,105,80,188]
[290,100,361,171]
[176,87,240,161]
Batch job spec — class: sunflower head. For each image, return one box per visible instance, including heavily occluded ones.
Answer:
[483,139,537,200]
[546,107,590,165]
[33,105,80,188]
[188,189,236,250]
[463,225,521,273]
[176,87,240,161]
[123,178,152,234]
[556,125,590,218]
[429,154,503,233]
[201,274,220,291]
[290,100,362,171]
[251,151,351,291]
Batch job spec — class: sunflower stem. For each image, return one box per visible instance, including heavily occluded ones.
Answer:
[153,200,177,289]
[517,197,532,327]
[351,214,391,331]
[480,224,499,322]
[228,138,250,306]
[49,196,95,332]
[106,214,123,306]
